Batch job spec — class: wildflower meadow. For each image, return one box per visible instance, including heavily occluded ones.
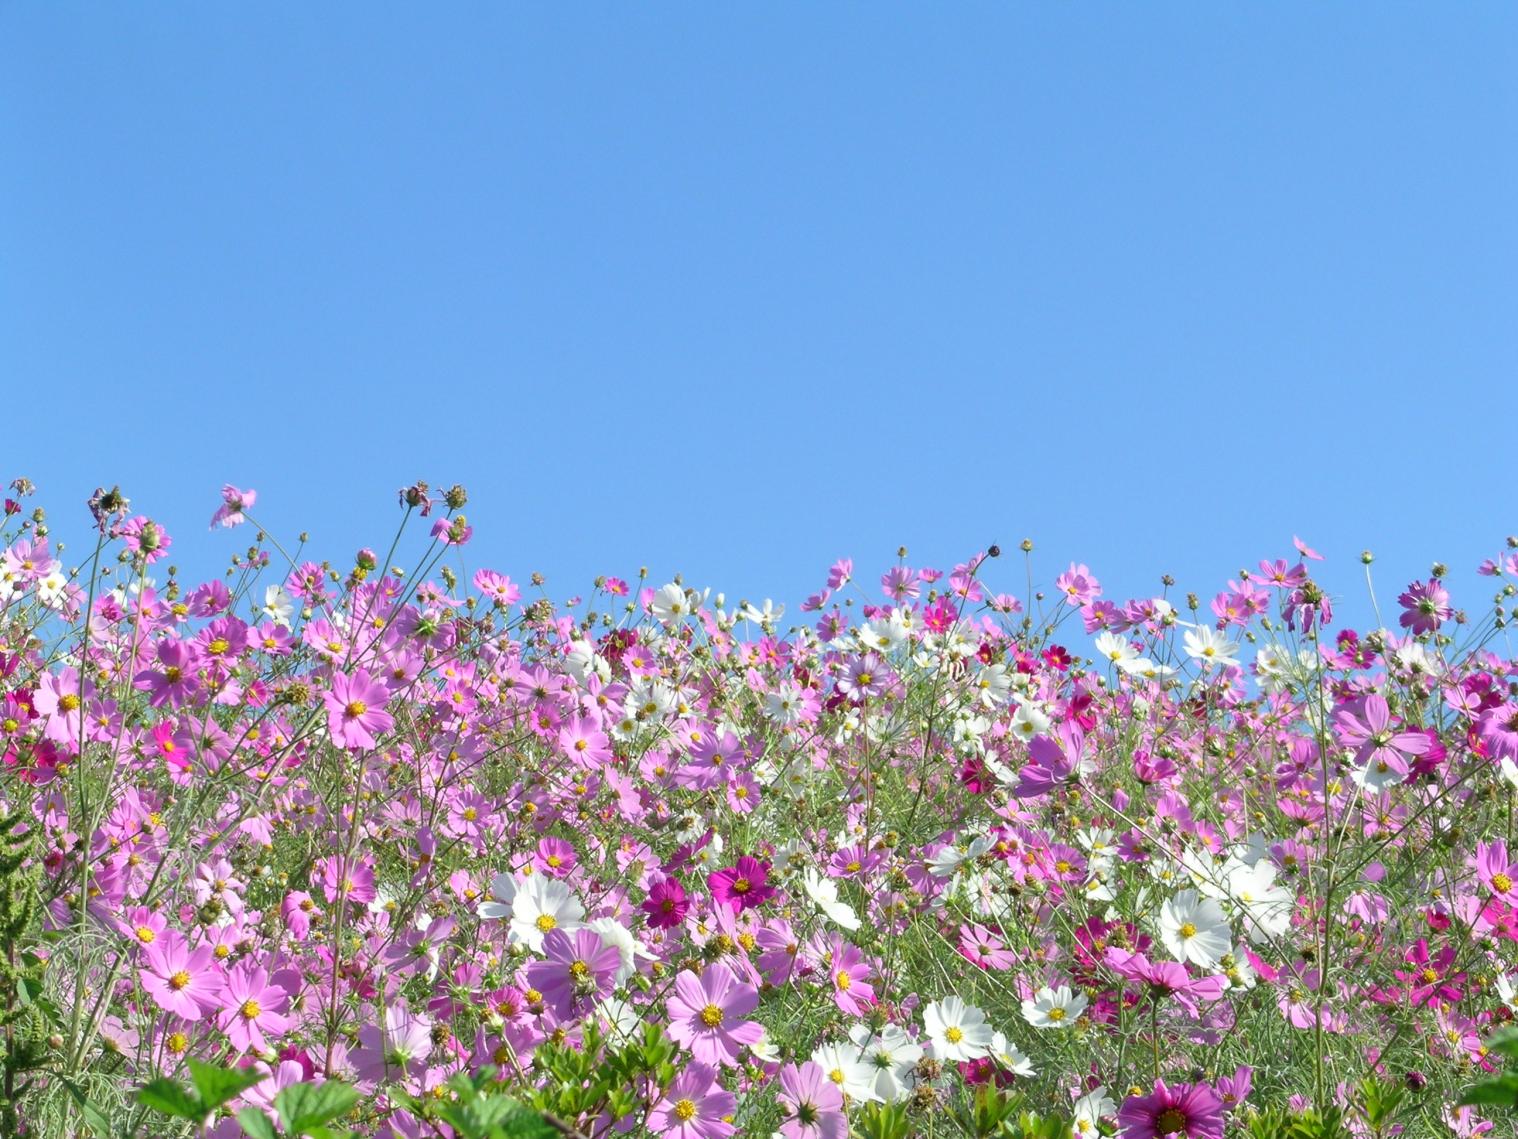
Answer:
[5,476,1518,1139]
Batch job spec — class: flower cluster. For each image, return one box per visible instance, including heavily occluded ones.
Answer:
[1,479,1515,1138]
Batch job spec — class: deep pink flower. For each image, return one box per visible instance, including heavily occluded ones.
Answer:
[1117,1079,1224,1139]
[642,877,690,929]
[708,856,776,913]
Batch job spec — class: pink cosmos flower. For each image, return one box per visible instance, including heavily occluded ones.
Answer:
[825,936,875,1016]
[323,668,394,750]
[353,1004,434,1085]
[1398,578,1451,635]
[1474,839,1518,901]
[1116,1079,1224,1139]
[209,485,256,529]
[666,962,763,1068]
[217,964,293,1053]
[1055,562,1101,607]
[776,1061,846,1139]
[140,932,225,1021]
[1334,694,1431,776]
[525,927,622,1018]
[708,857,776,913]
[645,1061,735,1139]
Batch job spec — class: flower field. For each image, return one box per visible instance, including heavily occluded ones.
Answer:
[4,478,1518,1137]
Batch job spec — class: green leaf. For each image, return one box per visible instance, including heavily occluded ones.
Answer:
[137,1077,207,1122]
[59,1075,115,1136]
[1457,1072,1518,1108]
[275,1081,361,1134]
[188,1058,267,1110]
[1484,1026,1518,1063]
[237,1107,281,1139]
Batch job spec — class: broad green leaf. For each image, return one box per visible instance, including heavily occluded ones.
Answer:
[1457,1072,1518,1108]
[237,1107,281,1139]
[59,1075,115,1136]
[188,1058,266,1110]
[276,1080,361,1133]
[137,1077,207,1122]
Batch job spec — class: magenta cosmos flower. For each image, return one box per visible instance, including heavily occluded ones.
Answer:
[708,856,776,913]
[642,876,690,930]
[1117,1079,1224,1139]
[666,962,763,1068]
[323,668,394,750]
[646,1062,736,1139]
[776,1061,846,1139]
[140,932,225,1021]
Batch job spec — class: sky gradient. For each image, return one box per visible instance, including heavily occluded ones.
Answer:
[3,6,1516,633]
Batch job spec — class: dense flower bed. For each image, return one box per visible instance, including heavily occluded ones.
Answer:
[3,478,1518,1137]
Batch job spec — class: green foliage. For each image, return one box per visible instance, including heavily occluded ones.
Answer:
[1353,1075,1409,1135]
[0,806,47,1137]
[139,1060,362,1137]
[1457,1026,1518,1109]
[1242,1104,1351,1139]
[401,1067,556,1139]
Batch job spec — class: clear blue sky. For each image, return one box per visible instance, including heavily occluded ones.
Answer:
[3,6,1515,631]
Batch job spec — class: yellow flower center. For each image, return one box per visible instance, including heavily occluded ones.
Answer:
[836,971,852,991]
[1047,1007,1066,1022]
[135,926,156,943]
[1156,1107,1188,1135]
[945,1026,964,1043]
[673,1099,697,1122]
[166,1031,189,1054]
[345,700,367,718]
[536,914,557,932]
[700,1004,724,1027]
[169,970,191,991]
[207,638,229,656]
[240,999,261,1020]
[1494,873,1513,894]
[59,694,81,712]
[569,960,589,979]
[1179,922,1197,939]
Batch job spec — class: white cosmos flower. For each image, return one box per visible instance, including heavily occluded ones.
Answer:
[650,583,690,624]
[1182,625,1239,667]
[802,870,860,931]
[584,917,654,983]
[987,1031,1035,1077]
[509,876,584,952]
[1159,888,1232,969]
[1071,1086,1116,1136]
[37,570,68,609]
[846,1023,922,1103]
[1117,657,1177,680]
[1094,632,1138,667]
[260,584,296,628]
[1020,985,1087,1030]
[477,871,518,921]
[1009,702,1052,741]
[811,1041,881,1103]
[923,996,993,1062]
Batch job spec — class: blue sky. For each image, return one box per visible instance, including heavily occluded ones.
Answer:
[3,6,1516,634]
